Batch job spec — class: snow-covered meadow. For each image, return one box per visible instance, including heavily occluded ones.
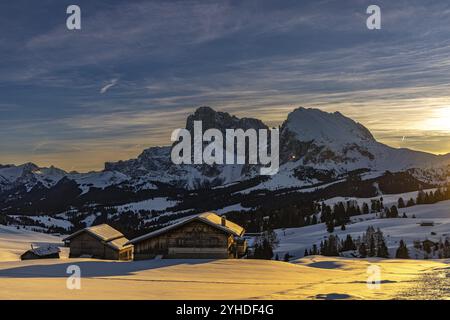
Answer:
[1,189,450,299]
[0,255,446,299]
[275,196,450,259]
[0,225,67,261]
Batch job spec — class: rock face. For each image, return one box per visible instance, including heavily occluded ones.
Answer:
[105,146,172,178]
[102,106,269,189]
[186,106,268,134]
[1,106,450,231]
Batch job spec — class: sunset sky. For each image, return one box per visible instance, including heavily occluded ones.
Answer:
[1,0,450,171]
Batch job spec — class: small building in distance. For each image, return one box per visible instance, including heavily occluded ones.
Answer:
[63,224,133,260]
[127,212,247,260]
[21,244,61,260]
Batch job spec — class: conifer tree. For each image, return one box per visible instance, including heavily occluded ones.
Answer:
[368,236,376,257]
[342,234,356,251]
[377,238,389,258]
[398,197,405,208]
[359,242,367,258]
[389,205,399,218]
[407,198,415,207]
[326,220,334,233]
[362,203,369,214]
[395,240,409,259]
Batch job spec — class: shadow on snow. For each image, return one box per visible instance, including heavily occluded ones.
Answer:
[0,259,214,278]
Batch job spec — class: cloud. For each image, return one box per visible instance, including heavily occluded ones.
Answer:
[3,0,450,170]
[100,79,119,94]
[0,1,324,87]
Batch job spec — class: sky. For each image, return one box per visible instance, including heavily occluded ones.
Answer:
[1,0,450,172]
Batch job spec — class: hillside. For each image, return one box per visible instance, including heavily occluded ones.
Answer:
[275,192,450,259]
[0,225,66,261]
[1,107,449,236]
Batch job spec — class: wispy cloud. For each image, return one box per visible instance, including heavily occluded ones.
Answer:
[2,0,450,170]
[100,79,119,94]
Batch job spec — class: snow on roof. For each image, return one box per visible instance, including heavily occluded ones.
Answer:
[63,224,132,250]
[64,224,123,242]
[127,212,245,245]
[26,245,60,257]
[199,212,244,236]
[85,224,124,242]
[108,237,133,250]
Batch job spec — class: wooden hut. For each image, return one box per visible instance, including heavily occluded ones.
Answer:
[127,212,247,260]
[63,224,133,260]
[20,244,61,260]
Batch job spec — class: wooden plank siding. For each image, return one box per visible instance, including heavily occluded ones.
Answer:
[69,232,133,260]
[134,220,239,260]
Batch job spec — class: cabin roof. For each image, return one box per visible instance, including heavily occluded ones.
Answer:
[126,212,245,245]
[63,224,132,250]
[64,224,124,242]
[22,245,60,257]
[108,237,132,250]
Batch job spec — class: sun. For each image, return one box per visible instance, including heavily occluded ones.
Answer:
[423,106,450,131]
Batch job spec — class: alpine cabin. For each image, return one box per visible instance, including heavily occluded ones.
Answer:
[127,212,247,260]
[63,224,133,260]
[21,244,61,260]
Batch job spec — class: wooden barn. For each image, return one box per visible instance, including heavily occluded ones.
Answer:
[127,212,247,260]
[63,224,133,260]
[21,244,60,260]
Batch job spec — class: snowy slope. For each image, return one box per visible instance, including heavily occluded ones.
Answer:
[0,256,445,299]
[0,225,66,261]
[9,215,73,231]
[285,107,374,145]
[275,198,450,259]
[0,164,29,182]
[68,171,130,194]
[281,107,450,173]
[115,197,179,213]
[322,188,437,208]
[0,163,67,191]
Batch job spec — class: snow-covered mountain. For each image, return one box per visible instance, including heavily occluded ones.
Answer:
[280,107,450,172]
[1,106,450,194]
[1,106,450,228]
[0,162,132,193]
[0,163,67,192]
[104,106,268,189]
[104,106,450,192]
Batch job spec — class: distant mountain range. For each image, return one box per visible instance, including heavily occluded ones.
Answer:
[1,107,449,234]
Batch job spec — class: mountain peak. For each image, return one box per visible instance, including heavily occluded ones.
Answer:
[283,107,375,145]
[186,106,268,132]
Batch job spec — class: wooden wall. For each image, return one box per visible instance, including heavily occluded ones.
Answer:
[134,220,237,260]
[69,232,132,260]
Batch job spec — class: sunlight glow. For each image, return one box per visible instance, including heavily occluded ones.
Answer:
[423,106,450,131]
